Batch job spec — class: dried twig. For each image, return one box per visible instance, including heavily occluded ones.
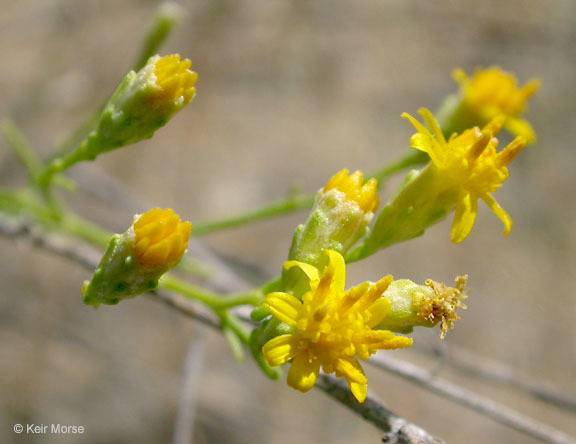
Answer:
[316,374,446,444]
[173,332,207,444]
[414,342,576,413]
[368,354,576,444]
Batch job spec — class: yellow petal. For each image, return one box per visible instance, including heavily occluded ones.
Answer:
[325,249,346,294]
[481,193,513,236]
[451,68,468,86]
[353,275,394,313]
[349,381,368,403]
[402,112,430,137]
[283,260,320,283]
[403,112,445,167]
[482,115,506,137]
[134,208,164,228]
[366,298,391,328]
[505,117,536,143]
[419,108,447,146]
[497,136,527,167]
[409,133,433,154]
[179,221,192,244]
[263,292,302,327]
[340,282,371,314]
[287,353,320,393]
[262,335,299,366]
[140,238,170,266]
[135,218,167,243]
[451,190,478,243]
[521,78,541,101]
[365,331,413,350]
[335,358,368,403]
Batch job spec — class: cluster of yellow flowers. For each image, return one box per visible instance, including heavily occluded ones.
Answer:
[258,66,538,402]
[82,62,538,404]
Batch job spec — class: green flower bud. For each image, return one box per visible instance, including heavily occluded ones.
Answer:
[83,208,191,307]
[288,169,379,271]
[41,55,197,184]
[375,276,468,338]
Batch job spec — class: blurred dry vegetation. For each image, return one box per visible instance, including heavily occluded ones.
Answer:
[1,0,576,443]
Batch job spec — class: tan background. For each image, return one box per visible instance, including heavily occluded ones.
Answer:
[1,0,575,443]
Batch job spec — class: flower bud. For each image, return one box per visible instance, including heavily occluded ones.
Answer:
[83,208,191,307]
[441,67,539,143]
[55,54,197,170]
[287,169,378,271]
[375,276,468,338]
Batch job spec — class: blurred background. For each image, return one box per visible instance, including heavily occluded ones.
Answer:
[1,0,575,443]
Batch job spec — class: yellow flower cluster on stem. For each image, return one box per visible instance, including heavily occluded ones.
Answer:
[452,67,540,143]
[403,108,526,243]
[262,250,412,403]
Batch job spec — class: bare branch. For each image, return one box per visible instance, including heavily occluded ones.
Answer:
[368,354,576,444]
[173,332,207,444]
[316,374,446,444]
[414,342,576,413]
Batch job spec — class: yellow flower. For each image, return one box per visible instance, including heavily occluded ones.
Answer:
[403,108,527,243]
[453,67,540,142]
[262,250,412,402]
[134,208,192,268]
[151,54,197,109]
[323,169,379,213]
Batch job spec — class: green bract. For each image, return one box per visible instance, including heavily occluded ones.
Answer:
[82,229,157,307]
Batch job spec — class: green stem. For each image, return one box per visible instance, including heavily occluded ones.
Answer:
[60,214,113,247]
[50,4,181,162]
[369,150,428,183]
[133,3,182,71]
[1,120,42,183]
[192,194,315,236]
[159,275,261,310]
[192,150,427,236]
[39,138,94,190]
[221,312,252,345]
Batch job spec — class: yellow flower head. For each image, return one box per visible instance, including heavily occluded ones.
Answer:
[323,169,379,213]
[150,54,198,108]
[134,208,192,268]
[403,108,527,243]
[453,67,540,142]
[262,250,412,402]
